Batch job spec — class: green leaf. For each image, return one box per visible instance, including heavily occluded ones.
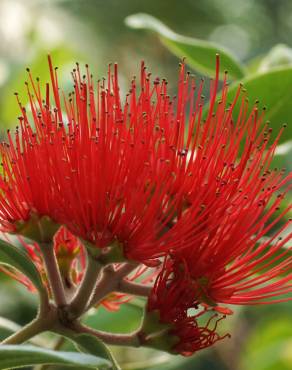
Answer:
[226,67,292,145]
[0,345,112,369]
[0,317,51,347]
[0,47,84,129]
[125,13,245,80]
[0,317,21,342]
[85,303,143,334]
[0,317,21,335]
[254,237,292,278]
[247,54,265,75]
[0,239,45,296]
[239,317,292,370]
[73,333,121,370]
[272,140,292,171]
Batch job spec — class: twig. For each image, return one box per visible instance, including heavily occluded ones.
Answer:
[73,322,140,347]
[40,243,67,307]
[69,251,102,319]
[87,262,138,310]
[2,309,57,345]
[118,281,152,297]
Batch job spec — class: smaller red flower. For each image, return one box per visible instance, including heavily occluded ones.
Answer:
[146,260,229,356]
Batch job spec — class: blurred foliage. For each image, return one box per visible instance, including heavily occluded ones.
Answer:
[125,13,245,80]
[0,0,291,369]
[85,302,143,334]
[125,13,292,168]
[239,304,292,370]
[0,344,112,369]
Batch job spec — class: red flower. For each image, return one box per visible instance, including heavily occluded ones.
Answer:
[0,56,290,274]
[146,260,229,356]
[0,56,290,356]
[0,58,181,261]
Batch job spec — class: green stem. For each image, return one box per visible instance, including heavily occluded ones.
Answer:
[69,252,102,319]
[40,243,67,307]
[87,262,137,310]
[72,322,141,347]
[2,310,57,345]
[119,281,152,297]
[38,289,51,317]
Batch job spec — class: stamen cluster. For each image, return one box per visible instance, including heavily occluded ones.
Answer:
[0,55,290,355]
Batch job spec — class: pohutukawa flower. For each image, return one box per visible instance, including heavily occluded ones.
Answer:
[0,55,290,273]
[0,57,186,259]
[0,55,291,358]
[144,260,230,356]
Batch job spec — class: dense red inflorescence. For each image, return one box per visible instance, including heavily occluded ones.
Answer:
[0,56,290,260]
[0,55,291,354]
[0,57,190,259]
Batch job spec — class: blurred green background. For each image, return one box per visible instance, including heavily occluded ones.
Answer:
[0,0,291,369]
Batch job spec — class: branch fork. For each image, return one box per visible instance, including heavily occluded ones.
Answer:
[1,245,153,347]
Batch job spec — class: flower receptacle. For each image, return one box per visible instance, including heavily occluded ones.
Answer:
[15,214,60,243]
[140,309,180,353]
[85,239,127,264]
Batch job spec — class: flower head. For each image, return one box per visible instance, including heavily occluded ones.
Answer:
[145,260,229,356]
[0,55,291,358]
[0,58,182,261]
[0,55,290,273]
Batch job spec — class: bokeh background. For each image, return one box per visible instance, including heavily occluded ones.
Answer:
[0,0,291,369]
